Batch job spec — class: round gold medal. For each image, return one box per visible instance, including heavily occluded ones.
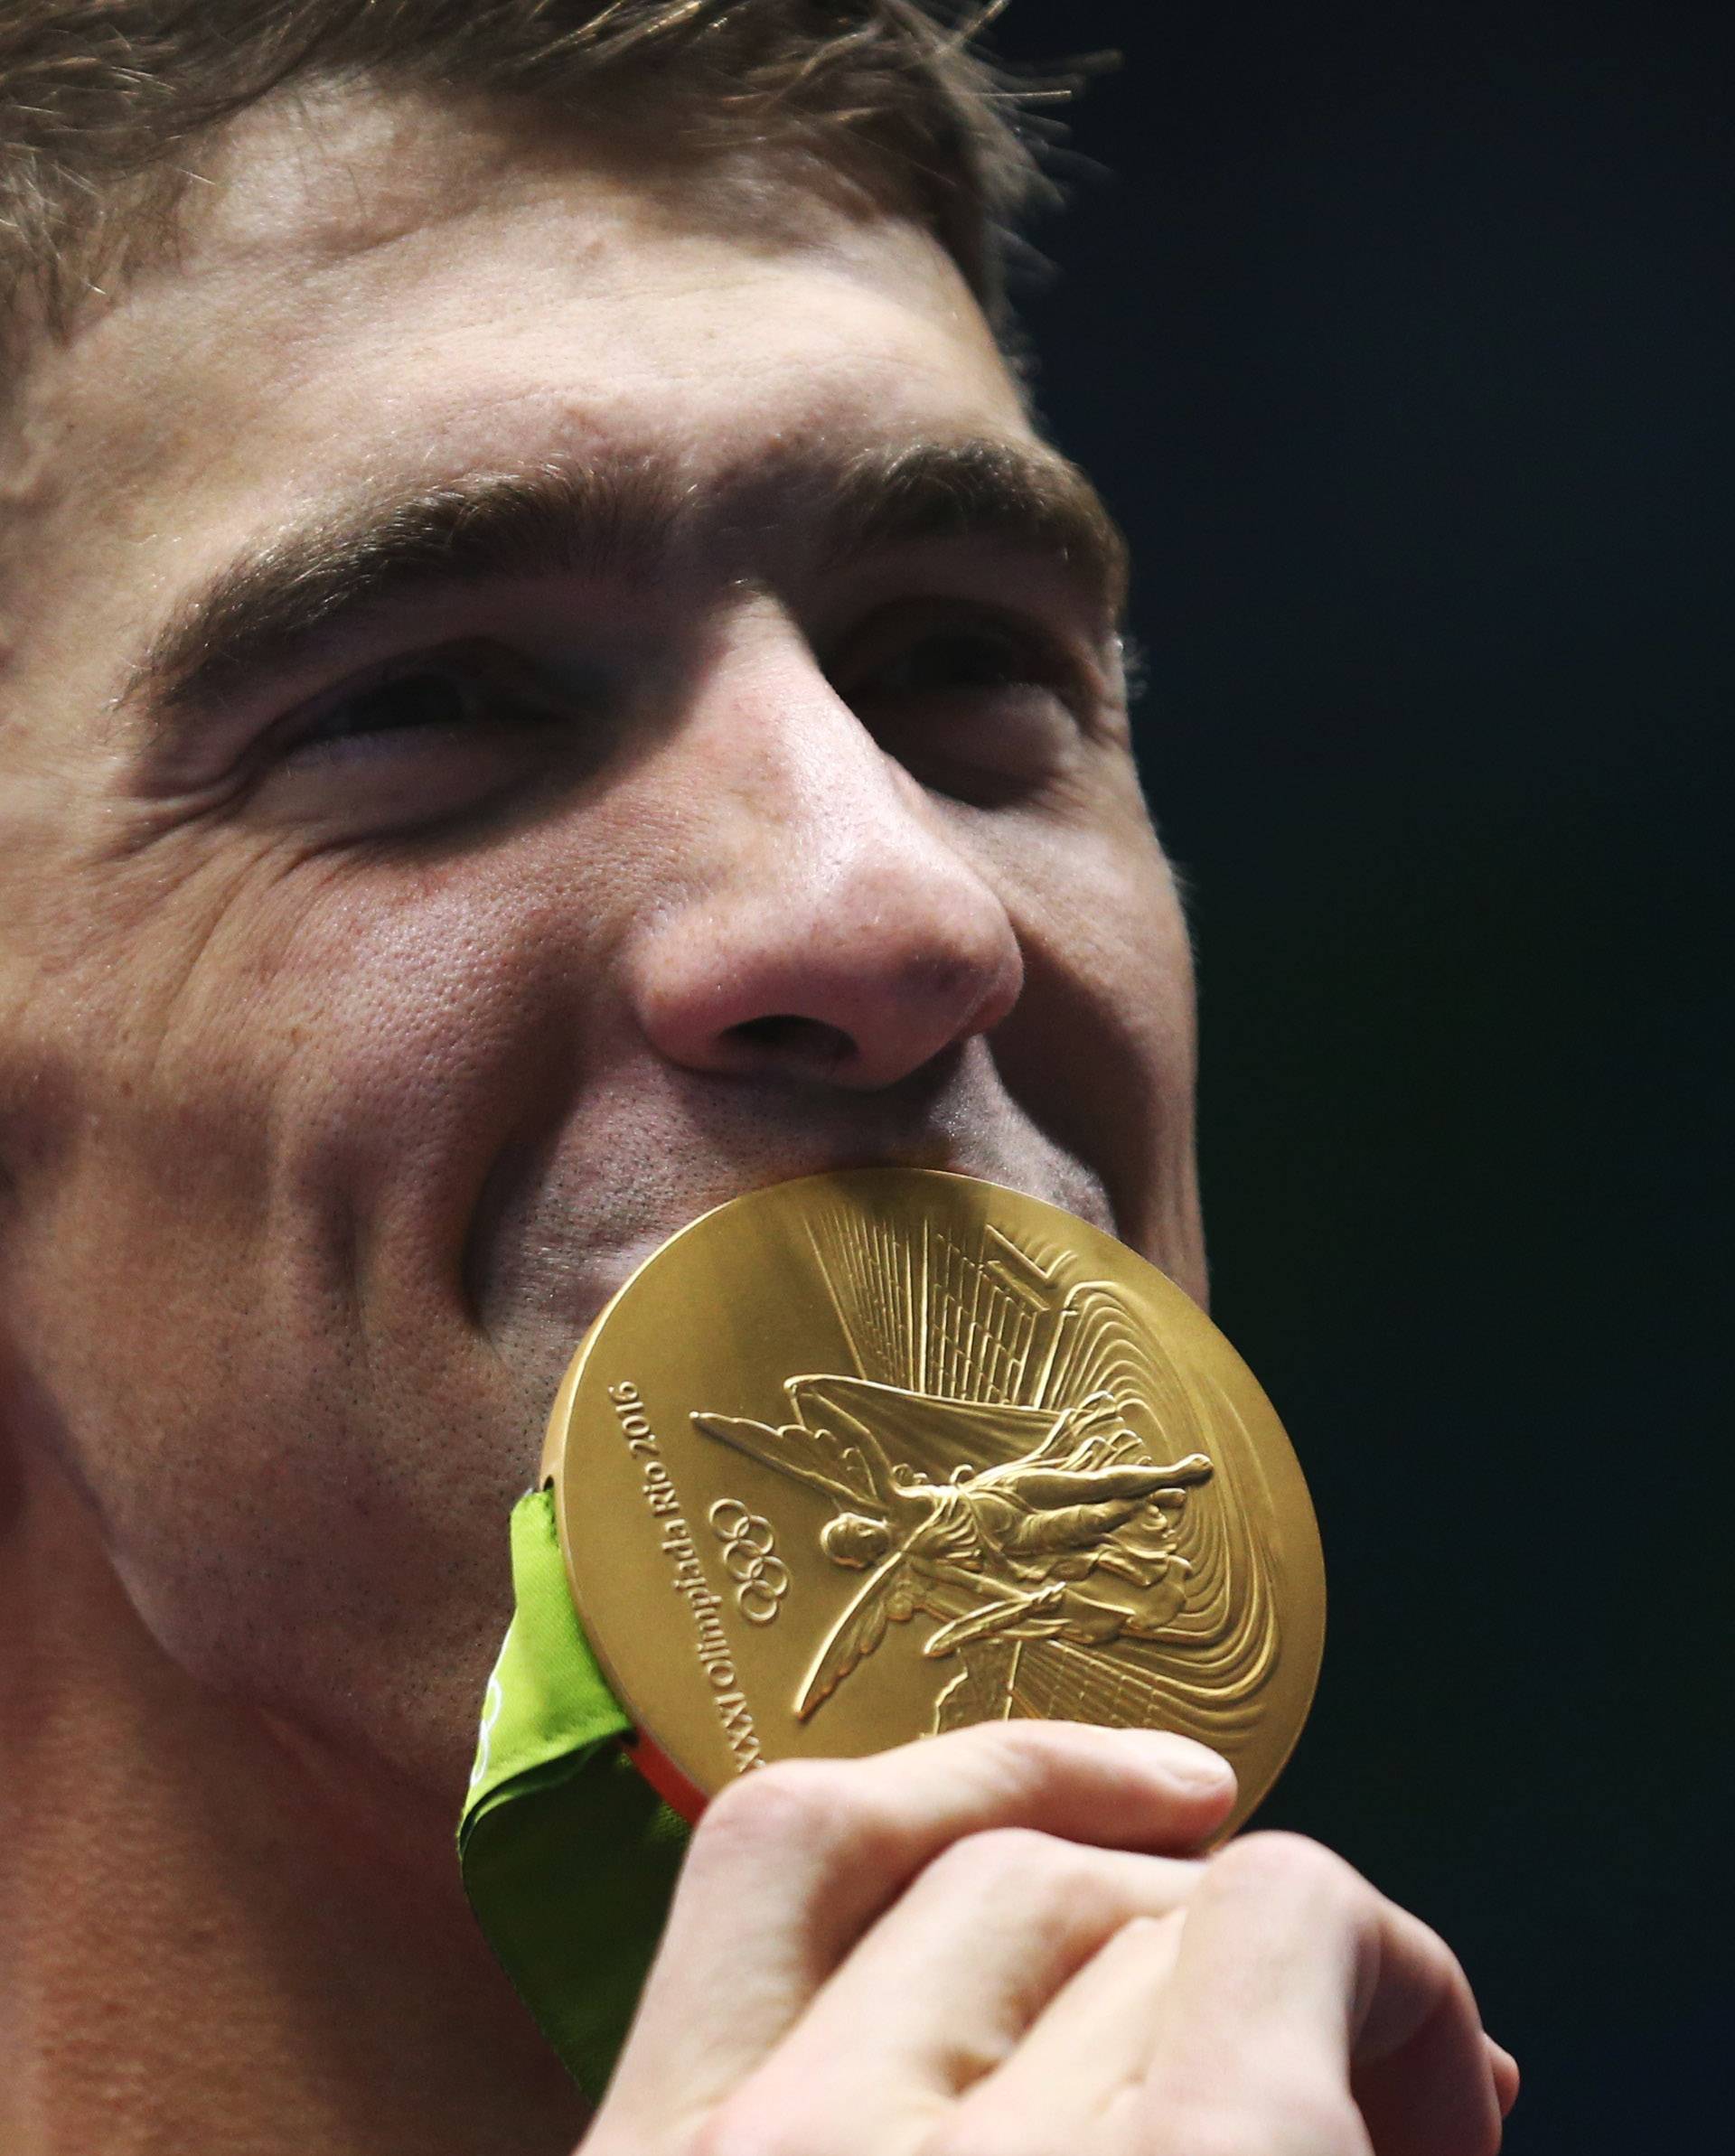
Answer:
[541,1168,1325,1833]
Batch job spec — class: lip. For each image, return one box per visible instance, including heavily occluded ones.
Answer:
[463,1047,1125,1358]
[553,1145,1121,1335]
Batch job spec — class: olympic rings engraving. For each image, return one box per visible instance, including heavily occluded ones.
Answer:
[708,1499,790,1625]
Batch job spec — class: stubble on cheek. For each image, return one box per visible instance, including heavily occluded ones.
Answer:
[0,840,584,1791]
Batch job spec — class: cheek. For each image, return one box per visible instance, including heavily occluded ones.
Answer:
[979,797,1201,1279]
[988,771,1193,1018]
[7,771,679,1424]
[0,845,644,1780]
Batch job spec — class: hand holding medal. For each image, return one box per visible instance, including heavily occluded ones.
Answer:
[462,1172,1512,2149]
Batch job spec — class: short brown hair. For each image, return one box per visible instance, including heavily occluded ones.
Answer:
[0,0,1055,371]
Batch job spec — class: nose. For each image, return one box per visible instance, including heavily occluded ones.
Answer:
[624,623,1023,1091]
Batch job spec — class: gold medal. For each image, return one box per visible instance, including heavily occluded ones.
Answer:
[541,1169,1325,1833]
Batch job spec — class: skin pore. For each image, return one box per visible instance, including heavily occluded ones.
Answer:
[0,85,1201,2155]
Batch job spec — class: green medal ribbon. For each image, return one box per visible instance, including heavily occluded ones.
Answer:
[458,1488,690,2100]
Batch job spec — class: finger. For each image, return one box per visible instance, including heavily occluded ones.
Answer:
[738,1839,1199,2147]
[605,1721,1234,2118]
[964,1906,1515,2151]
[1137,1833,1504,2156]
[1351,1928,1511,2156]
[946,1908,1187,2144]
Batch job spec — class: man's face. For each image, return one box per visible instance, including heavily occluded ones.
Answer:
[0,89,1201,1804]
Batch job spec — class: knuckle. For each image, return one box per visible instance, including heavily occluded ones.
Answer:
[1416,1924,1477,2018]
[1423,1918,1476,2001]
[1271,2083,1368,2156]
[1206,1829,1363,1911]
[693,1758,892,1876]
[920,1825,1081,1910]
[1149,2086,1366,2156]
[687,2089,839,2156]
[1424,1950,1495,2080]
[917,2123,1038,2156]
[927,2083,1129,2156]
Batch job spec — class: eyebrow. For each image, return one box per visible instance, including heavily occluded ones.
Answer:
[125,438,1127,724]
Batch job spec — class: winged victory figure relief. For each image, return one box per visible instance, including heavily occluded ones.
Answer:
[695,1378,1216,1727]
[691,1209,1284,1741]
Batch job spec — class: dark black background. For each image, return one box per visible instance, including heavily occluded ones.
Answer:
[985,3,1730,2149]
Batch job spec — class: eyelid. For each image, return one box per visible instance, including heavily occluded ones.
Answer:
[830,597,1107,721]
[259,638,574,764]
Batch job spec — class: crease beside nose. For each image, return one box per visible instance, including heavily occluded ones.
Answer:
[628,751,1024,1091]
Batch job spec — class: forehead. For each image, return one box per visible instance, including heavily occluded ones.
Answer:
[3,85,1030,706]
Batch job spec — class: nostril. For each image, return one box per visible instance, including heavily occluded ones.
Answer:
[727,1014,855,1066]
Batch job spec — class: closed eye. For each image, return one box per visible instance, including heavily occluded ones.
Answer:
[855,623,1066,699]
[241,639,617,839]
[269,642,579,769]
[830,603,1097,803]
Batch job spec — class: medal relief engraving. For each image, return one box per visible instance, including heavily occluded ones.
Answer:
[693,1208,1282,1744]
[708,1500,791,1626]
[609,1383,765,1768]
